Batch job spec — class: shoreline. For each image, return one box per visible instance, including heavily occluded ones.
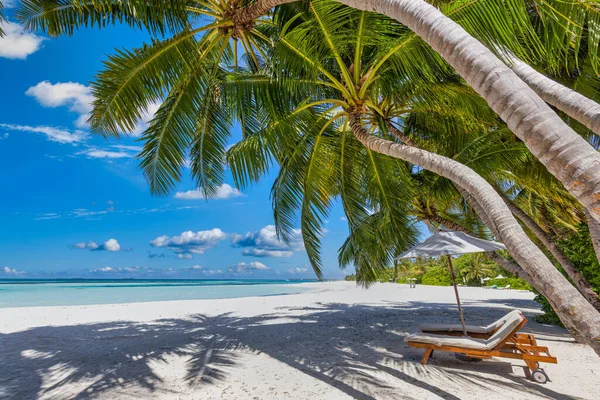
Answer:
[0,280,329,311]
[1,282,598,399]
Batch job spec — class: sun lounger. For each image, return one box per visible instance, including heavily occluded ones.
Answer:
[405,311,557,383]
[419,309,521,339]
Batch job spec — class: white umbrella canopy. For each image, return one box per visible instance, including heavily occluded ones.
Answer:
[396,230,506,336]
[396,230,506,259]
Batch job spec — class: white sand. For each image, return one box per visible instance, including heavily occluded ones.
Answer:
[1,282,599,399]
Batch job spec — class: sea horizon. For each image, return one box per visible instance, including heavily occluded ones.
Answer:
[0,278,321,309]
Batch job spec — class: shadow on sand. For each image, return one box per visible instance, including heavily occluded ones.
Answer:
[0,299,579,399]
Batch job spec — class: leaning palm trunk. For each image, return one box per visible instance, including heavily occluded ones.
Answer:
[501,195,600,311]
[485,252,533,283]
[453,185,590,342]
[389,119,600,310]
[585,209,600,267]
[236,0,600,223]
[506,55,600,136]
[348,113,600,355]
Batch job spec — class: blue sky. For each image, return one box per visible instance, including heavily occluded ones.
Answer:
[0,4,362,280]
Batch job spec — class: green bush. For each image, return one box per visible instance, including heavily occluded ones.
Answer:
[533,292,564,327]
[421,266,452,286]
[558,224,600,293]
[530,223,600,325]
[485,277,531,290]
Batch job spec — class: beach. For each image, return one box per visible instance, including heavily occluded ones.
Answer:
[1,281,599,399]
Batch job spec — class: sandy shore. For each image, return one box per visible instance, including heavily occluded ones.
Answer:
[1,281,598,399]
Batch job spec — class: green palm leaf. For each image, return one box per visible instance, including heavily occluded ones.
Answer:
[17,0,189,36]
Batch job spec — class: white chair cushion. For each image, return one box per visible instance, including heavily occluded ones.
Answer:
[405,333,488,350]
[484,311,524,350]
[419,309,521,334]
[419,323,490,334]
[406,310,525,352]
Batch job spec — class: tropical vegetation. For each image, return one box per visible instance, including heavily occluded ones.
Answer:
[11,0,600,354]
[344,254,531,290]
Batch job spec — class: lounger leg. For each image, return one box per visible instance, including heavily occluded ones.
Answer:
[421,348,433,365]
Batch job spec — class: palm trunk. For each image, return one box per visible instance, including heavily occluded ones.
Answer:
[349,113,600,355]
[232,0,292,24]
[506,55,600,136]
[236,0,600,223]
[485,252,532,283]
[445,179,587,342]
[585,209,600,267]
[452,187,589,341]
[500,193,600,311]
[388,123,600,311]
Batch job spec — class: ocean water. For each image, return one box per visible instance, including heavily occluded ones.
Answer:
[0,279,315,308]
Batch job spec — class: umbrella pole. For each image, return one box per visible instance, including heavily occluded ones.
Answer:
[446,255,468,337]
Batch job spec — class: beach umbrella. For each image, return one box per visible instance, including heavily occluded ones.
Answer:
[396,230,506,336]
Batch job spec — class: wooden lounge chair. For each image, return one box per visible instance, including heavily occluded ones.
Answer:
[419,309,521,339]
[405,311,557,383]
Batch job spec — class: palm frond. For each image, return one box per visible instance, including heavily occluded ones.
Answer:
[17,0,189,36]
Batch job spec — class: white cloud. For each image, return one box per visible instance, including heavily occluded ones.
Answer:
[175,184,244,200]
[232,225,303,258]
[177,253,193,260]
[71,209,108,218]
[0,133,8,140]
[26,81,94,117]
[0,20,44,59]
[78,144,141,159]
[102,239,121,252]
[92,265,149,274]
[72,238,121,252]
[288,267,309,274]
[35,213,61,221]
[202,269,224,275]
[242,248,293,258]
[79,148,134,159]
[150,229,227,256]
[228,261,269,273]
[25,80,159,134]
[1,266,24,275]
[72,241,99,250]
[0,123,87,144]
[191,265,203,270]
[111,145,143,152]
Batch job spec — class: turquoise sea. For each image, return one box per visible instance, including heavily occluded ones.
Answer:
[0,279,315,308]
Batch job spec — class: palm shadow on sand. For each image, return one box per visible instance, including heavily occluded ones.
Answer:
[0,297,580,399]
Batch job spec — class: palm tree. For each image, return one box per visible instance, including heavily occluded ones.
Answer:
[222,2,600,352]
[456,254,496,285]
[18,0,600,223]
[390,98,600,310]
[17,0,600,353]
